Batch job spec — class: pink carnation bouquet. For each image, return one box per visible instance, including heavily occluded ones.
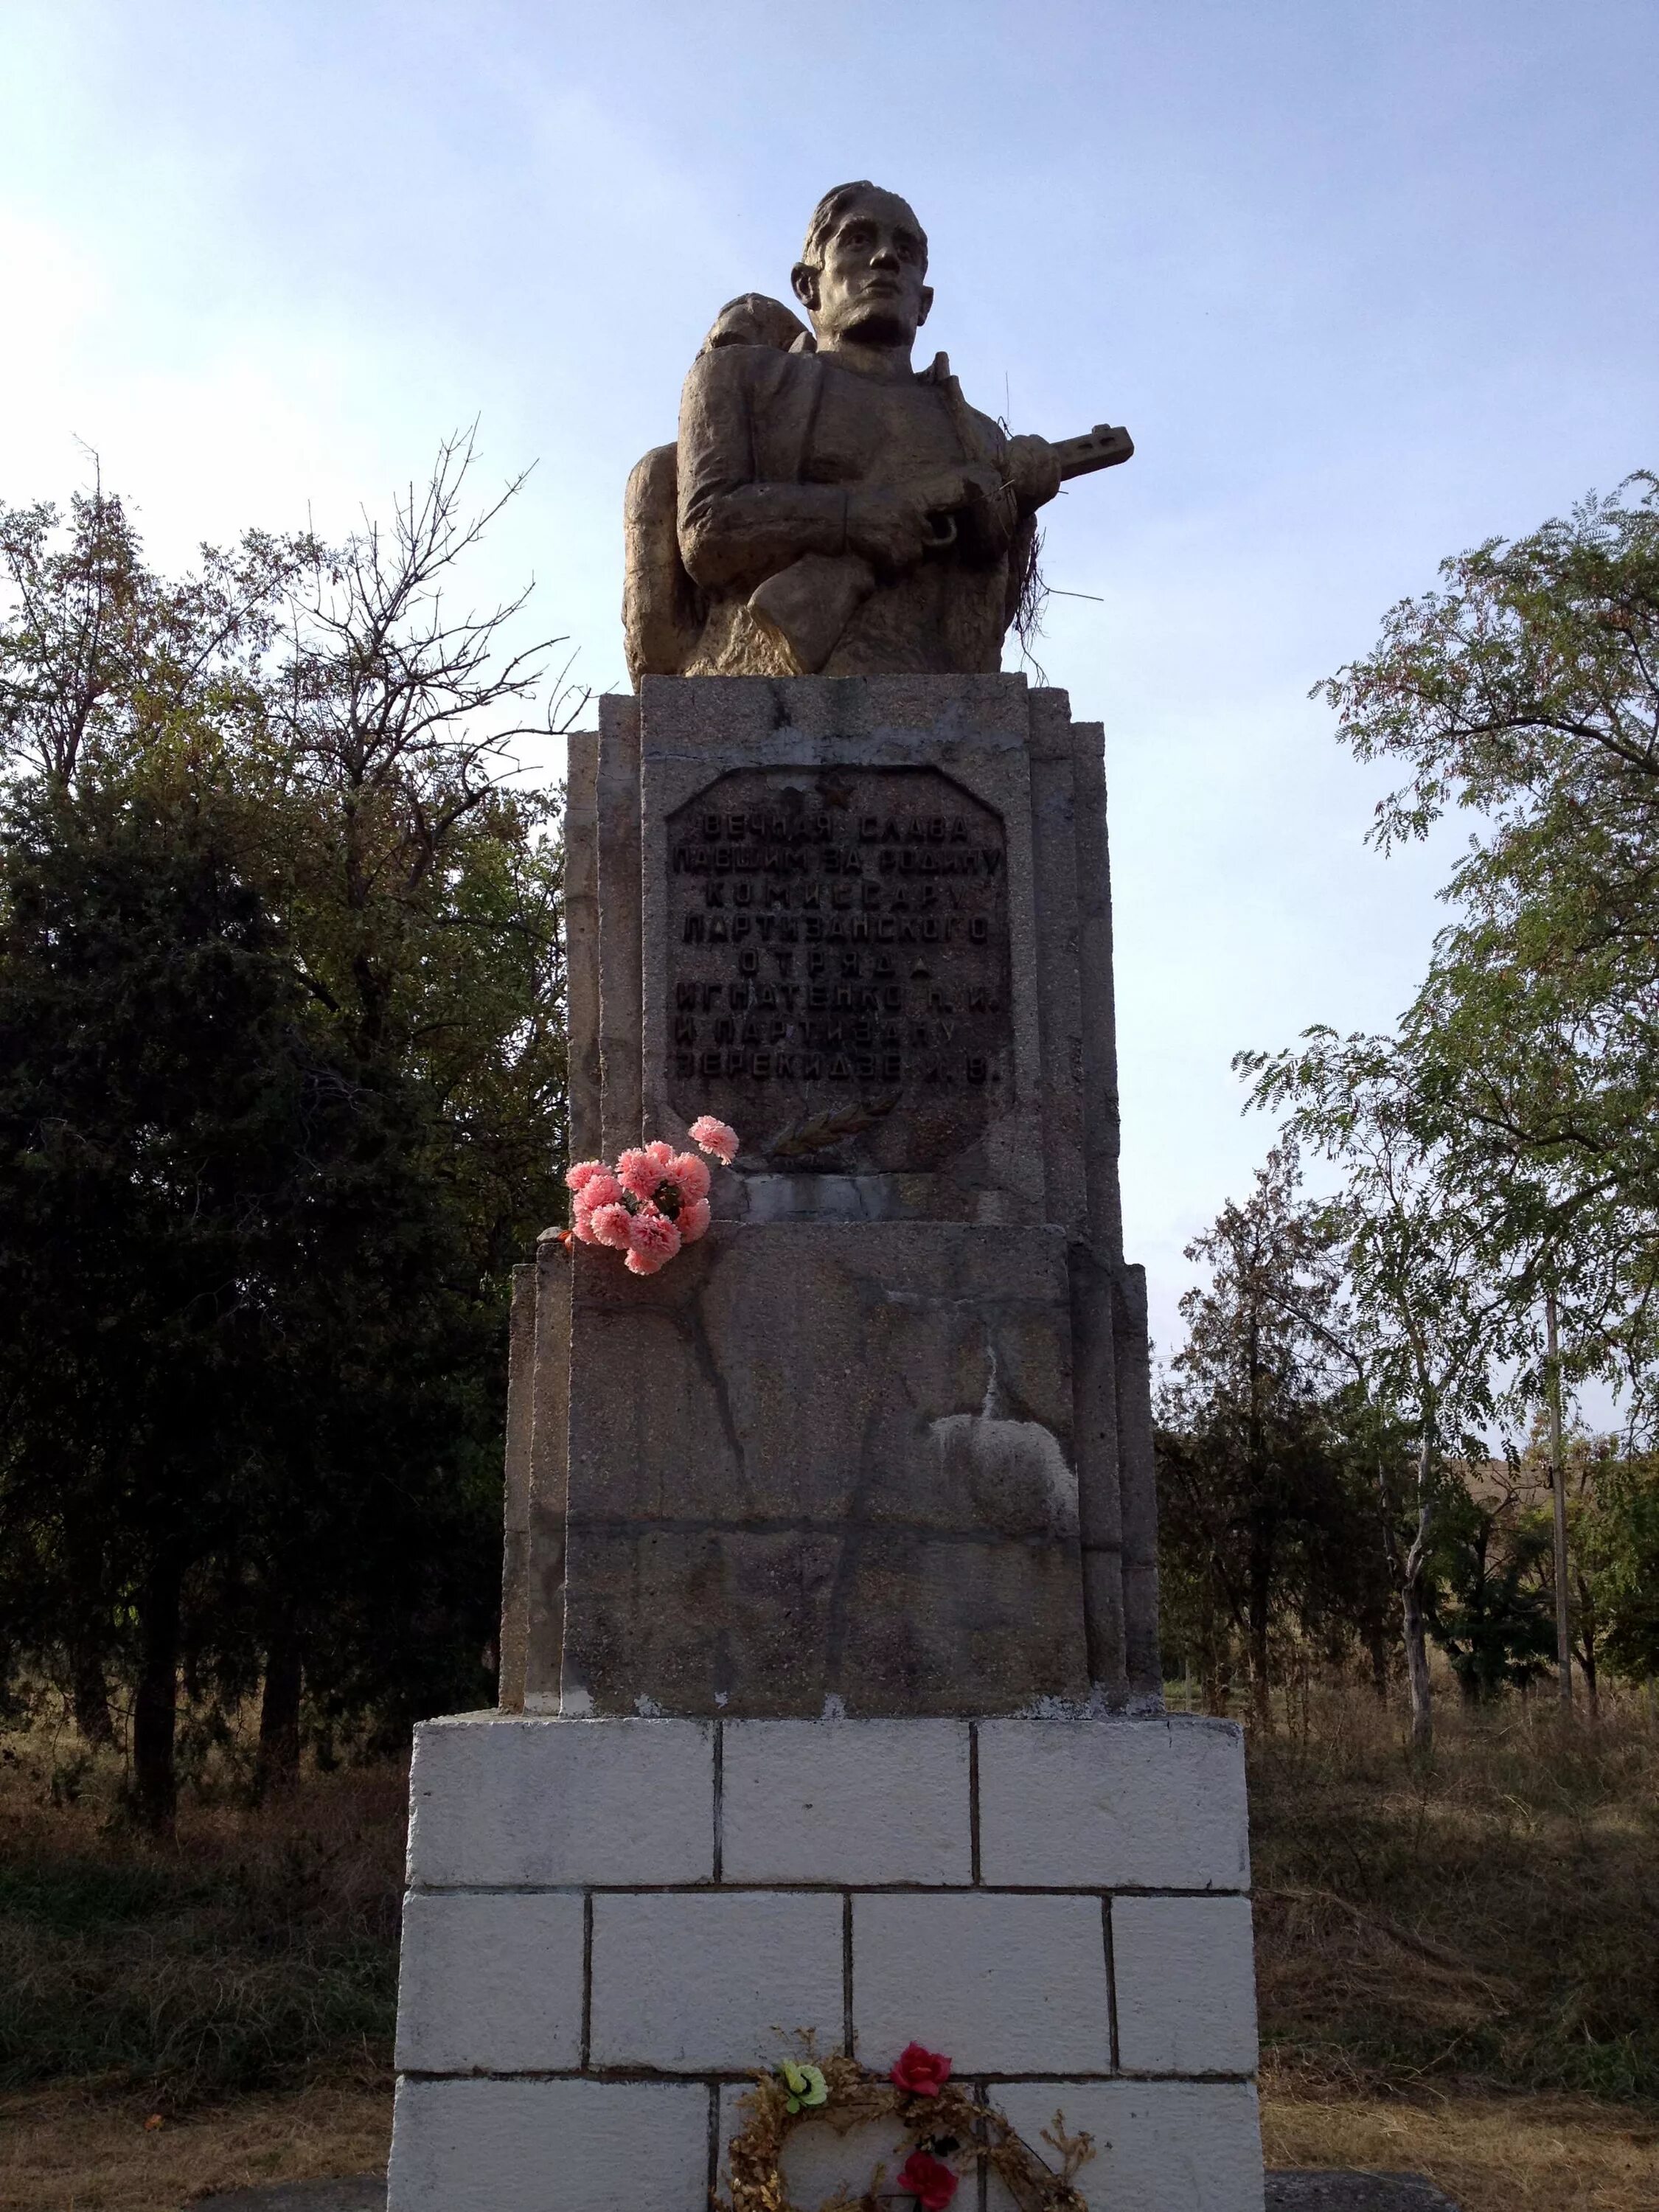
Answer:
[563,1119,737,1275]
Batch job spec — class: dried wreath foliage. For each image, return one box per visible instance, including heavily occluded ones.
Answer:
[722,2052,1096,2212]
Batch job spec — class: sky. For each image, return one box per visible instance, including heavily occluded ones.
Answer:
[3,0,1657,1359]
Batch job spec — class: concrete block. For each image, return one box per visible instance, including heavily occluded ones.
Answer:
[406,1714,713,1888]
[394,1890,582,2073]
[976,1717,1248,1891]
[853,1891,1110,2075]
[989,2081,1265,2212]
[1112,1896,1259,2076]
[590,1890,844,2070]
[721,1719,972,1885]
[387,2076,709,2211]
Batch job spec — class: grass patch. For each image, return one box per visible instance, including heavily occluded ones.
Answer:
[1249,1684,1659,2104]
[0,1728,405,2107]
[0,2080,393,2212]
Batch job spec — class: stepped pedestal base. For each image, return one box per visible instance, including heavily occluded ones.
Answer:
[387,1711,1264,2212]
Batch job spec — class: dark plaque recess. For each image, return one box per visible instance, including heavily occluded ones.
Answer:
[666,766,1013,1174]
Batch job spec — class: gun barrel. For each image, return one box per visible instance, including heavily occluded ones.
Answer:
[1050,423,1135,481]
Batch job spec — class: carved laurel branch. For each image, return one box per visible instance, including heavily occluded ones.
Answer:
[766,1093,902,1159]
[721,2053,1096,2212]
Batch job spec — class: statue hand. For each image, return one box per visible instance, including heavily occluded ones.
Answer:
[1004,434,1062,510]
[846,479,967,572]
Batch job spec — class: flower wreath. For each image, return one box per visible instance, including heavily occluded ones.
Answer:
[723,2043,1096,2212]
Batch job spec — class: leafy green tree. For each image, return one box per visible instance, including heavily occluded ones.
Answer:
[1314,473,1659,1403]
[1425,1472,1555,1703]
[1156,1147,1388,1724]
[0,448,575,1824]
[1551,1443,1659,1696]
[1242,1034,1538,1750]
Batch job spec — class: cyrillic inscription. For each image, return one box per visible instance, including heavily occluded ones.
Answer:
[665,766,1012,1171]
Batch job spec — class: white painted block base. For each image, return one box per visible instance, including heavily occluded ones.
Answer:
[388,1713,1263,2212]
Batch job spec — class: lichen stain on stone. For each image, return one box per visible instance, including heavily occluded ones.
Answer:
[928,1408,1077,1536]
[928,1330,1078,1536]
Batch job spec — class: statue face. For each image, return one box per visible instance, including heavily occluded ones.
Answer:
[793,190,933,351]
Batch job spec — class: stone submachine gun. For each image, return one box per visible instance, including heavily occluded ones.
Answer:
[748,422,1134,670]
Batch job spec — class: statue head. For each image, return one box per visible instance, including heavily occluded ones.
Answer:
[791,182,933,355]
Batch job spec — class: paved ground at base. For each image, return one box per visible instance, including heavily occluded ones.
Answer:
[1265,2177,1462,2210]
[192,2171,1460,2211]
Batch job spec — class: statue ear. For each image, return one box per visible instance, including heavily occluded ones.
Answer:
[790,262,819,312]
[917,285,934,328]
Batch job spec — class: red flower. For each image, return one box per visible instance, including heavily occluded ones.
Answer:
[897,2150,958,2210]
[889,2042,953,2097]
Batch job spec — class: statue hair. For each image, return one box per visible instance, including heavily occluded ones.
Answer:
[799,182,928,273]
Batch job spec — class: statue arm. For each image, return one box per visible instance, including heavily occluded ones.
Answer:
[675,349,851,593]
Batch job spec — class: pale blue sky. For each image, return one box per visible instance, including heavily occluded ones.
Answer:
[3,1,1656,1351]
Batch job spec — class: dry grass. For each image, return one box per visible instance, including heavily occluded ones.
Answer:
[1262,2060,1659,2212]
[1249,1684,1659,2104]
[0,2079,392,2212]
[0,1722,406,2105]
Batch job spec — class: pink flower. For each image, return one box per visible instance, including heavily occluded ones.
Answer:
[566,1159,608,1193]
[574,1169,623,1214]
[689,1115,738,1166]
[645,1139,676,1169]
[678,1196,711,1243]
[586,1201,633,1251]
[616,1148,661,1203]
[625,1206,681,1273]
[669,1152,711,1203]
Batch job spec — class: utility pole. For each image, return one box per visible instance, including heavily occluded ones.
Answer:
[1545,1287,1573,1714]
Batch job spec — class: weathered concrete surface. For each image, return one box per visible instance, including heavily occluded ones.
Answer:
[1264,2178,1462,2211]
[558,1220,1089,1715]
[531,675,1159,1711]
[391,1715,1264,2208]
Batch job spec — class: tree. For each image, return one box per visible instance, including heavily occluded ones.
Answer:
[1424,1469,1555,1703]
[0,448,577,1824]
[1315,473,1659,1408]
[1156,1147,1386,1725]
[1241,1033,1540,1750]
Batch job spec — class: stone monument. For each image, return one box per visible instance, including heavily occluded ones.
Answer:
[388,183,1263,2212]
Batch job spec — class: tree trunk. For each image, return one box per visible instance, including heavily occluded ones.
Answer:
[1366,1622,1389,1703]
[1401,1562,1433,1754]
[1545,1288,1573,1716]
[133,1555,181,1834]
[255,1611,304,1798]
[69,1641,116,1748]
[1575,1572,1600,1720]
[1248,1535,1272,1733]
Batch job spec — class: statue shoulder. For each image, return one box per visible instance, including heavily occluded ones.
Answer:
[681,341,814,417]
[953,390,1011,462]
[916,354,1008,465]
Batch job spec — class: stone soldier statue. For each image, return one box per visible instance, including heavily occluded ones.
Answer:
[622,181,1131,684]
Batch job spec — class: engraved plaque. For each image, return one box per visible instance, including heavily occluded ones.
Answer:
[666,766,1012,1172]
